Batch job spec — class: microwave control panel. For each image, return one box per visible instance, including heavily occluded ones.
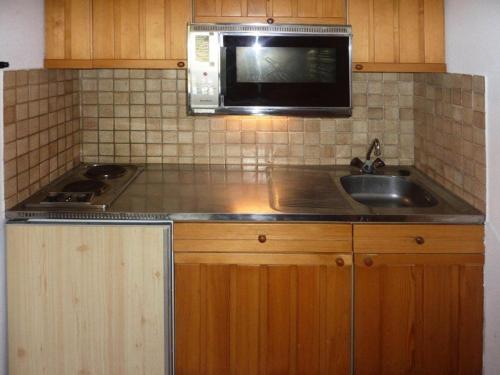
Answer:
[188,31,220,113]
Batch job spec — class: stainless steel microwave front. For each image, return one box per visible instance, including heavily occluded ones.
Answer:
[187,29,221,114]
[187,23,353,117]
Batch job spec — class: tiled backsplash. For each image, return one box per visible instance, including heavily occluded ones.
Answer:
[2,68,486,213]
[79,70,414,166]
[3,70,80,208]
[414,73,486,211]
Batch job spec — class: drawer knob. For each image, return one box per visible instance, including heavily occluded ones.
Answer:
[364,257,374,267]
[258,234,267,243]
[266,18,274,24]
[355,64,364,71]
[335,257,345,267]
[177,61,185,68]
[415,236,425,245]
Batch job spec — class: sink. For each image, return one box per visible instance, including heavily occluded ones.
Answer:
[340,175,438,208]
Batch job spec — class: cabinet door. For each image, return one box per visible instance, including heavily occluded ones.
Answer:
[194,0,269,22]
[271,0,345,24]
[93,0,191,68]
[175,252,351,375]
[349,0,445,72]
[45,0,92,68]
[7,224,167,375]
[355,254,484,374]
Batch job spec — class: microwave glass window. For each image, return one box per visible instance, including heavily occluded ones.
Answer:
[222,35,350,108]
[236,47,336,83]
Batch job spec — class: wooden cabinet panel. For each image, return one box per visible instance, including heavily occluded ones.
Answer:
[47,0,190,68]
[93,0,191,67]
[271,0,345,22]
[399,0,424,63]
[45,0,92,67]
[349,0,371,62]
[354,224,484,253]
[194,0,345,23]
[195,0,268,22]
[175,252,351,375]
[423,0,445,63]
[354,254,483,374]
[349,0,446,72]
[7,224,167,375]
[92,0,115,59]
[174,223,353,253]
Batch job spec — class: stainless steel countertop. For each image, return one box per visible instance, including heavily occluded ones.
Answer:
[7,164,484,224]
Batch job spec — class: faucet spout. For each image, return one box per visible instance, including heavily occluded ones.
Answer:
[366,138,381,161]
[350,139,385,174]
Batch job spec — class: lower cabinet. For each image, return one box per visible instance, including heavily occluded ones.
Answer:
[354,224,484,375]
[175,253,351,375]
[7,224,168,375]
[174,223,353,375]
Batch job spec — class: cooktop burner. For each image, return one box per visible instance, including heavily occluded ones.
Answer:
[62,179,108,195]
[85,164,127,179]
[22,163,142,211]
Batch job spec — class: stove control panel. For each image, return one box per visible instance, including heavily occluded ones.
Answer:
[41,192,94,205]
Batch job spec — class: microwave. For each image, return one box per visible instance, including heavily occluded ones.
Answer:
[187,23,352,117]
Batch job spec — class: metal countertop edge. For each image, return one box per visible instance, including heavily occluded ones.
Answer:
[5,211,485,224]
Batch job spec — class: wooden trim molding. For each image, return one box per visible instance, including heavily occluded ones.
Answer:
[352,62,447,72]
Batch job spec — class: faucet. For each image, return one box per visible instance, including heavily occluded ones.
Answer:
[350,138,385,174]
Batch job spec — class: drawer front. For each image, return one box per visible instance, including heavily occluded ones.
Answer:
[354,224,484,254]
[174,223,352,253]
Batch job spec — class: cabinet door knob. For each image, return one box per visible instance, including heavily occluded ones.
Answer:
[364,257,374,267]
[177,61,185,68]
[335,257,345,267]
[258,234,267,243]
[355,64,364,71]
[415,236,425,245]
[266,18,274,24]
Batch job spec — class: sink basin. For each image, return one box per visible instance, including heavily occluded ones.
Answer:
[340,175,438,208]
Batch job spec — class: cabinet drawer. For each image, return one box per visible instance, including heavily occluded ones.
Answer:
[354,225,484,254]
[174,223,352,253]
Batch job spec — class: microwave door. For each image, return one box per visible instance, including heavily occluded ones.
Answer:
[221,34,350,111]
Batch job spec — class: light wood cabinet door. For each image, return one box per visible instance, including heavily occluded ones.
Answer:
[45,0,93,68]
[194,0,346,24]
[349,0,446,72]
[93,0,191,68]
[271,0,345,24]
[194,0,269,23]
[354,253,484,374]
[7,224,167,375]
[175,252,352,375]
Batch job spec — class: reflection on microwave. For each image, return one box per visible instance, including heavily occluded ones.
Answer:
[236,47,337,83]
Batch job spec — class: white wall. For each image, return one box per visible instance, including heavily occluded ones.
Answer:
[0,1,45,374]
[445,0,500,373]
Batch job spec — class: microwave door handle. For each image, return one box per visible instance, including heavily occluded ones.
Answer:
[220,46,227,97]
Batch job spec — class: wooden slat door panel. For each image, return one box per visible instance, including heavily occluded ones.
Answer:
[194,0,268,22]
[354,254,484,374]
[45,0,92,67]
[272,0,346,23]
[92,0,190,67]
[175,253,351,375]
[7,224,166,375]
[92,0,115,59]
[349,0,446,72]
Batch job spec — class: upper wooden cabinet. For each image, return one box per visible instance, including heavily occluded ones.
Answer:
[349,0,446,72]
[93,0,191,68]
[194,0,346,24]
[45,0,93,68]
[45,0,191,68]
